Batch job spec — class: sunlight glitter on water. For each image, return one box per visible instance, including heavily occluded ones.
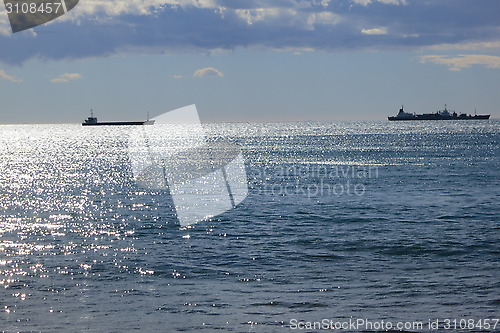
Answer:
[0,121,498,332]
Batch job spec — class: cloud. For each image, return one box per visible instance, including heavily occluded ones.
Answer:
[419,54,500,71]
[51,73,82,83]
[173,75,184,79]
[0,69,22,82]
[233,8,341,29]
[193,67,224,78]
[426,41,500,52]
[352,0,408,5]
[378,0,408,5]
[0,15,11,36]
[1,0,500,64]
[361,27,388,35]
[306,12,342,28]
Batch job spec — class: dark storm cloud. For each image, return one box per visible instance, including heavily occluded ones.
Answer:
[0,0,499,64]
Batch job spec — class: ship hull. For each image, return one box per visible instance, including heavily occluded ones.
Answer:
[82,120,155,126]
[388,115,490,121]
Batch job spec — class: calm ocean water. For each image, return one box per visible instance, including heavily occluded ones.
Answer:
[0,120,499,332]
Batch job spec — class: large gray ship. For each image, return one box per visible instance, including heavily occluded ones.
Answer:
[388,105,490,121]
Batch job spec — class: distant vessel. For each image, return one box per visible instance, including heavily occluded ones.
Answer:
[82,110,155,126]
[388,105,490,121]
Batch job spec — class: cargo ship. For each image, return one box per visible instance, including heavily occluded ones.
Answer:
[388,105,490,121]
[82,110,155,126]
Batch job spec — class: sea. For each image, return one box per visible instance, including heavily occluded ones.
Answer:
[0,120,499,332]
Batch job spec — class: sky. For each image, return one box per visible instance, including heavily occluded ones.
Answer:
[0,0,499,123]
